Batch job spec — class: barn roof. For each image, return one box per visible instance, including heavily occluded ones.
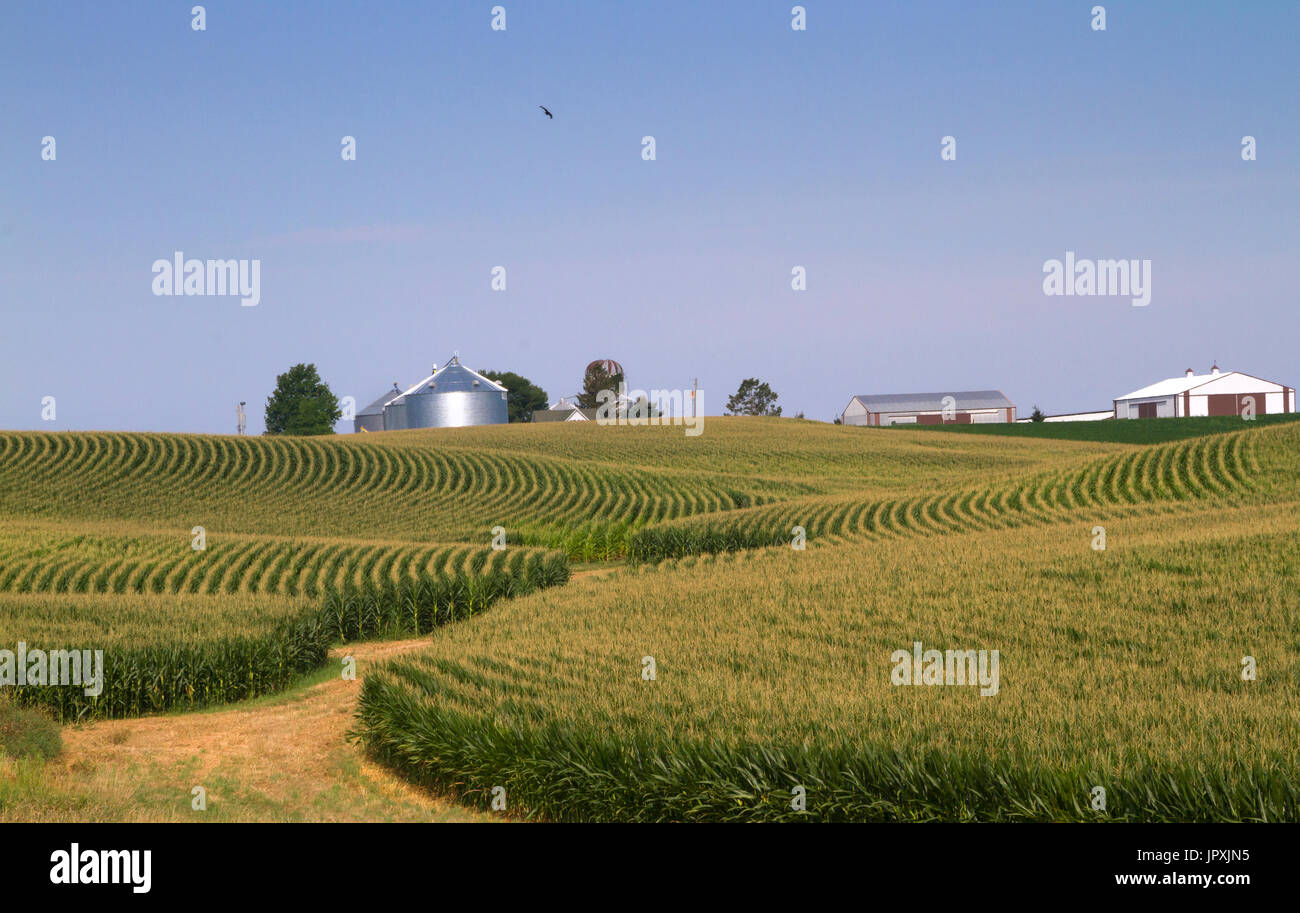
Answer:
[849,390,1014,413]
[1116,371,1240,401]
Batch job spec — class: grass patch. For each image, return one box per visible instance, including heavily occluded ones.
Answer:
[0,700,61,761]
[896,412,1300,444]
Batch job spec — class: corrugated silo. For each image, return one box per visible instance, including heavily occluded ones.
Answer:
[354,384,403,433]
[383,356,508,429]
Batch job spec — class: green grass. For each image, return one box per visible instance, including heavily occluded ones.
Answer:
[896,412,1300,444]
[0,700,62,761]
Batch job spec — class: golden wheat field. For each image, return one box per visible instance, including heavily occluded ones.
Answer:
[2,417,1298,821]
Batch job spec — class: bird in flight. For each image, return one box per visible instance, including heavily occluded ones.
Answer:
[539,105,553,119]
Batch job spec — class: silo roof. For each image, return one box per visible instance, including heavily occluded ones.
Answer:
[393,361,508,401]
[357,387,404,416]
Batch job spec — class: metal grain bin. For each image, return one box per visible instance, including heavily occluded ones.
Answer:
[382,357,508,429]
[354,384,403,433]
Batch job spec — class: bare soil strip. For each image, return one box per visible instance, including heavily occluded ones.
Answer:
[3,640,490,822]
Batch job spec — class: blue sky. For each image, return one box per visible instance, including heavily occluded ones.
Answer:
[2,1,1297,432]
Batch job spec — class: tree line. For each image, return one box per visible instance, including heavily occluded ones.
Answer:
[262,362,783,435]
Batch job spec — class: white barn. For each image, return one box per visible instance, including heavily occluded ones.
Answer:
[841,390,1016,426]
[1114,365,1294,419]
[1016,410,1113,424]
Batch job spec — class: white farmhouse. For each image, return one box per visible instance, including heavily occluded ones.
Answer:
[1113,365,1294,419]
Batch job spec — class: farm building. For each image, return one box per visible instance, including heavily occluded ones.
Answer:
[1113,365,1294,419]
[841,390,1016,426]
[1016,410,1113,424]
[532,397,595,423]
[354,356,508,432]
[531,390,652,423]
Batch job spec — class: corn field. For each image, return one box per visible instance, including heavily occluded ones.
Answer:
[0,529,565,598]
[627,428,1263,562]
[0,429,788,551]
[356,493,1300,821]
[352,420,1300,822]
[0,553,569,721]
[3,417,1299,818]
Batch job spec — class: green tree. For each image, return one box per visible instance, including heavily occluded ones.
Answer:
[264,363,342,435]
[578,363,625,409]
[1030,405,1046,423]
[725,378,782,416]
[481,370,548,423]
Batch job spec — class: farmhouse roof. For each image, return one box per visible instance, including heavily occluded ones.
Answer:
[533,407,596,422]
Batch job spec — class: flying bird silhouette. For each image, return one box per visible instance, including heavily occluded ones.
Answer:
[539,105,553,119]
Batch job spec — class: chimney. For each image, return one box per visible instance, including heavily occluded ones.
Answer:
[1211,363,1220,375]
[1185,368,1194,378]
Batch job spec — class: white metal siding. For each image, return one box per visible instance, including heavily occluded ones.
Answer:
[842,399,869,426]
[1116,395,1176,419]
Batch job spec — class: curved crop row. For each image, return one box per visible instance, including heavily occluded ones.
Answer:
[2,549,570,721]
[0,532,564,599]
[355,674,1298,822]
[0,431,783,540]
[627,431,1260,562]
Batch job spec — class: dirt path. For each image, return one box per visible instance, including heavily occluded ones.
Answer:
[5,640,489,822]
[569,565,623,581]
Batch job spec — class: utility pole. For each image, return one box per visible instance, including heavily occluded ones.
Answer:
[237,401,246,435]
[692,378,698,418]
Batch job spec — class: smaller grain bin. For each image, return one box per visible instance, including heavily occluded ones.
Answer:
[354,383,404,433]
[383,356,508,429]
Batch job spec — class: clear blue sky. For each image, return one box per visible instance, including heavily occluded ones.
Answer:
[2,1,1296,432]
